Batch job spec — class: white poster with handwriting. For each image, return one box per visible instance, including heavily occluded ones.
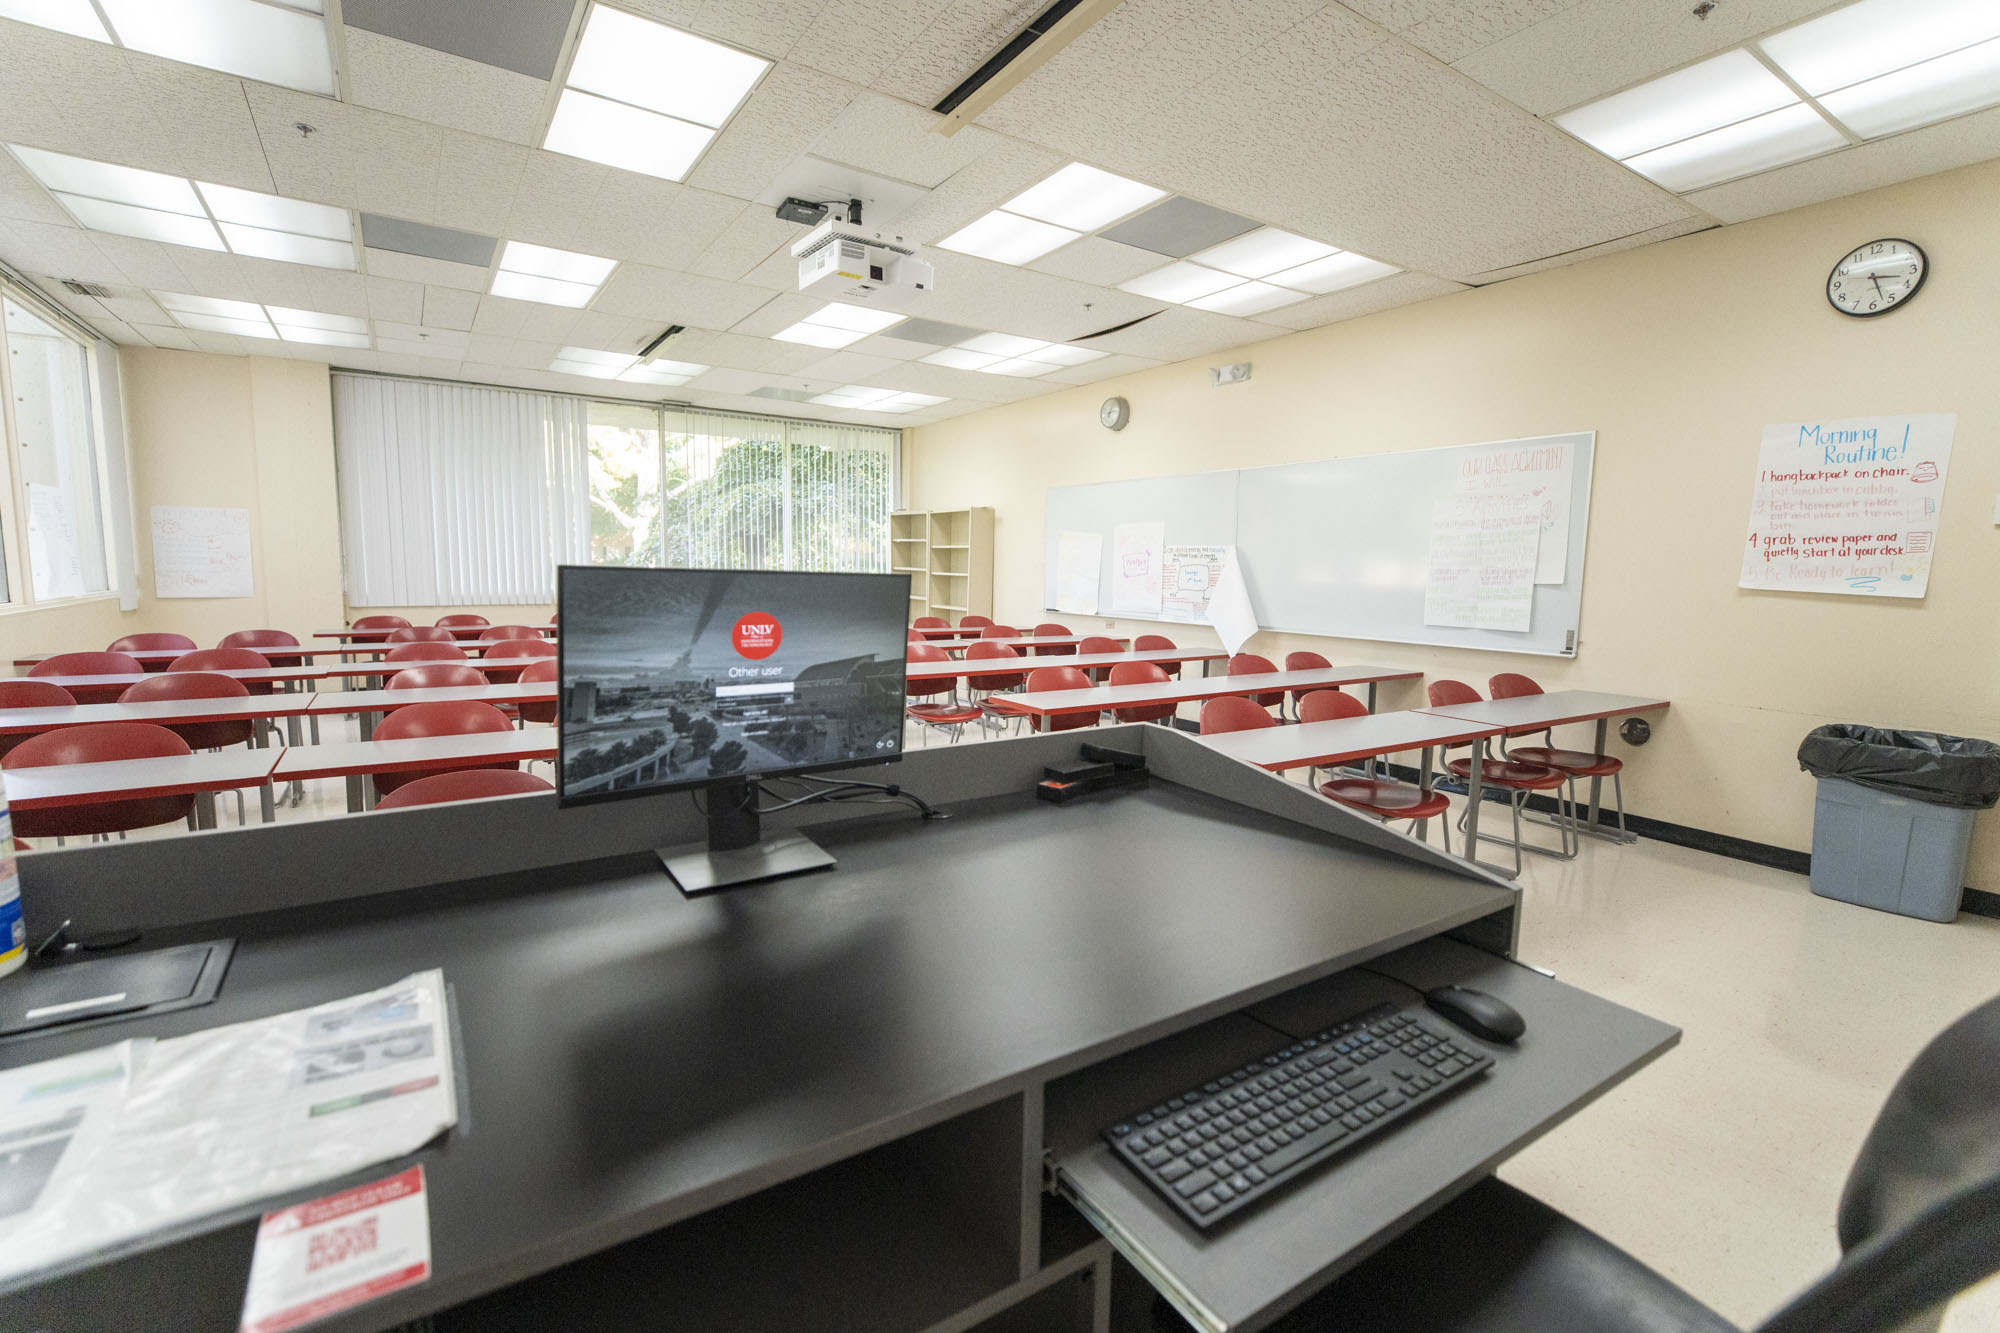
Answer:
[1109,521,1164,618]
[1161,544,1227,624]
[1053,531,1102,615]
[1740,414,1955,599]
[1455,438,1574,584]
[152,505,254,599]
[1424,496,1540,633]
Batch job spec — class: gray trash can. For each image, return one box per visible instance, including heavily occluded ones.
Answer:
[1799,726,2000,923]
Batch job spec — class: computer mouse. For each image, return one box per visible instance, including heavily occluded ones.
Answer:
[1426,986,1526,1043]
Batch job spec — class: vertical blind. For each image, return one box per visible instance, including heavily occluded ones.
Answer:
[334,375,591,605]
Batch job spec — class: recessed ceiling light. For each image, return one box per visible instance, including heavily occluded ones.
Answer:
[919,347,1003,370]
[555,346,633,368]
[266,306,365,333]
[811,385,899,407]
[1555,51,1796,160]
[1759,0,2000,96]
[220,222,355,269]
[982,358,1056,377]
[773,321,866,349]
[0,0,111,41]
[1267,251,1400,294]
[1118,262,1242,303]
[1815,36,2000,138]
[57,194,224,249]
[960,331,1048,357]
[1001,163,1168,232]
[197,181,348,239]
[97,0,336,97]
[619,359,706,384]
[542,88,715,183]
[804,302,904,334]
[156,292,263,319]
[1190,228,1339,279]
[937,211,1080,266]
[1017,343,1106,366]
[565,5,767,130]
[1188,281,1307,316]
[173,311,278,338]
[10,144,202,213]
[499,241,616,286]
[492,272,598,307]
[883,392,946,409]
[1622,102,1846,191]
[276,325,369,348]
[551,357,625,379]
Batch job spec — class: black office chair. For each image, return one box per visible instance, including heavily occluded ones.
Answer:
[1253,991,2000,1333]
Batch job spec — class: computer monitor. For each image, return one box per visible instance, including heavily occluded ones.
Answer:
[556,565,910,895]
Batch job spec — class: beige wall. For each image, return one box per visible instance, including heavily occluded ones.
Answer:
[0,349,345,658]
[908,157,2000,890]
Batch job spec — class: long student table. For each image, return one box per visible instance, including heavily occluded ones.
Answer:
[13,649,345,669]
[305,683,556,739]
[997,666,1423,720]
[22,663,502,693]
[0,694,320,736]
[936,633,1132,656]
[5,726,1676,1333]
[1419,690,1669,844]
[315,626,556,642]
[1197,709,1506,869]
[274,728,557,811]
[2,748,285,828]
[905,648,1226,680]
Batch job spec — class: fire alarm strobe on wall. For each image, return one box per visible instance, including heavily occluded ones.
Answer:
[791,218,934,302]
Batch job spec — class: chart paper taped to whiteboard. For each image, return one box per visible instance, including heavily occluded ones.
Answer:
[1054,531,1102,615]
[153,506,253,599]
[1110,522,1164,617]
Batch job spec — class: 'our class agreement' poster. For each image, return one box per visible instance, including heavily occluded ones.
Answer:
[1740,414,1954,599]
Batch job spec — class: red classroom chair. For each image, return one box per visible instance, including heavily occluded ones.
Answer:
[29,652,146,705]
[435,614,490,634]
[110,633,197,672]
[1200,696,1279,735]
[1109,662,1176,723]
[980,625,1020,640]
[913,616,948,629]
[904,643,982,744]
[959,615,994,629]
[1078,635,1125,682]
[120,672,253,751]
[388,665,489,691]
[479,638,557,684]
[479,624,543,642]
[3,722,195,841]
[1031,622,1075,656]
[370,701,517,797]
[1024,666,1098,733]
[1134,634,1180,679]
[386,642,470,664]
[1489,673,1628,837]
[1227,653,1285,711]
[515,659,558,725]
[388,626,457,644]
[218,630,306,667]
[1285,650,1334,715]
[170,648,275,696]
[0,680,77,758]
[1299,690,1451,853]
[964,641,1030,733]
[351,616,412,632]
[374,769,553,810]
[1429,680,1572,873]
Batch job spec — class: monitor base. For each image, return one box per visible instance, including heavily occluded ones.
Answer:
[658,833,836,898]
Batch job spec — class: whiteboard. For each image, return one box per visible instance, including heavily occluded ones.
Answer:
[1042,432,1595,658]
[152,505,254,599]
[1041,469,1237,618]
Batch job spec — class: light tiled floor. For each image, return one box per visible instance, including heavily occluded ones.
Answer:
[57,709,2000,1325]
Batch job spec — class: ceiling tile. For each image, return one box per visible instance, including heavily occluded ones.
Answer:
[430,132,532,236]
[793,349,902,381]
[342,0,576,80]
[685,63,862,202]
[364,248,490,292]
[365,275,426,324]
[421,285,482,330]
[1053,303,1277,363]
[137,325,197,350]
[77,234,191,289]
[1039,351,1163,385]
[886,136,1067,244]
[591,263,779,327]
[783,0,960,85]
[343,30,551,147]
[0,218,117,279]
[1343,0,1574,66]
[726,290,825,337]
[1452,0,1840,116]
[685,0,801,60]
[246,85,443,221]
[808,91,1000,188]
[868,0,1046,106]
[1027,235,1176,286]
[1462,216,1711,284]
[563,309,666,351]
[1249,270,1470,330]
[0,152,73,226]
[687,205,804,283]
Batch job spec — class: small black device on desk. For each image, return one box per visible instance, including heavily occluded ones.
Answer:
[1102,1002,1494,1229]
[1037,742,1147,804]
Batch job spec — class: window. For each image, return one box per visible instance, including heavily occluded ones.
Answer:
[1,295,111,605]
[587,400,663,566]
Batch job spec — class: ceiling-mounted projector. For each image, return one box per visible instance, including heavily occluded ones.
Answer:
[791,219,933,302]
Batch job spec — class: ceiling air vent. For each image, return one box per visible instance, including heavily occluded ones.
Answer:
[61,279,111,297]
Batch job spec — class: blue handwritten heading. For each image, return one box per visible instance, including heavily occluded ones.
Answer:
[1800,421,1912,465]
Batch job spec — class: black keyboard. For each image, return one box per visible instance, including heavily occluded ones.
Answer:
[1101,1002,1493,1229]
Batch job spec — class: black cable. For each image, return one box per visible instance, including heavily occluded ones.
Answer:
[1352,963,1427,997]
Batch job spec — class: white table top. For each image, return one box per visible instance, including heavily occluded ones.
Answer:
[2,749,285,807]
[273,729,556,780]
[1197,709,1504,771]
[998,666,1422,716]
[1419,689,1669,734]
[306,683,556,714]
[0,694,320,734]
[905,648,1223,679]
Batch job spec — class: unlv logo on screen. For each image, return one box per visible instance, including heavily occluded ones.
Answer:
[732,613,782,659]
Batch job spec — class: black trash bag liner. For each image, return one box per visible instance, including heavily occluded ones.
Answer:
[1799,725,2000,810]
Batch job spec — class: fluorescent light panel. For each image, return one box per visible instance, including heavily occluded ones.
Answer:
[0,0,110,41]
[540,5,765,182]
[491,242,616,308]
[1001,163,1167,231]
[550,345,707,385]
[1557,51,1796,159]
[920,333,1105,375]
[1190,227,1338,279]
[1118,262,1243,303]
[155,291,374,349]
[57,194,224,249]
[1623,102,1847,191]
[198,180,347,238]
[10,145,200,212]
[773,301,906,348]
[810,385,948,413]
[1759,0,2000,95]
[96,0,336,96]
[937,211,1079,266]
[1813,34,2000,137]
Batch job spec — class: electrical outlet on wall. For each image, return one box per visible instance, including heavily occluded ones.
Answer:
[1103,619,1117,629]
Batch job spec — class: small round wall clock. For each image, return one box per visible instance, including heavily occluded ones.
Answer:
[1826,239,1927,318]
[1099,396,1130,431]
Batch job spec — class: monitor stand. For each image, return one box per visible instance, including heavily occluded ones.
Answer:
[657,776,836,898]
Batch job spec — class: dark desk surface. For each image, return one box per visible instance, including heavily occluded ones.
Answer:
[1,780,1514,1331]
